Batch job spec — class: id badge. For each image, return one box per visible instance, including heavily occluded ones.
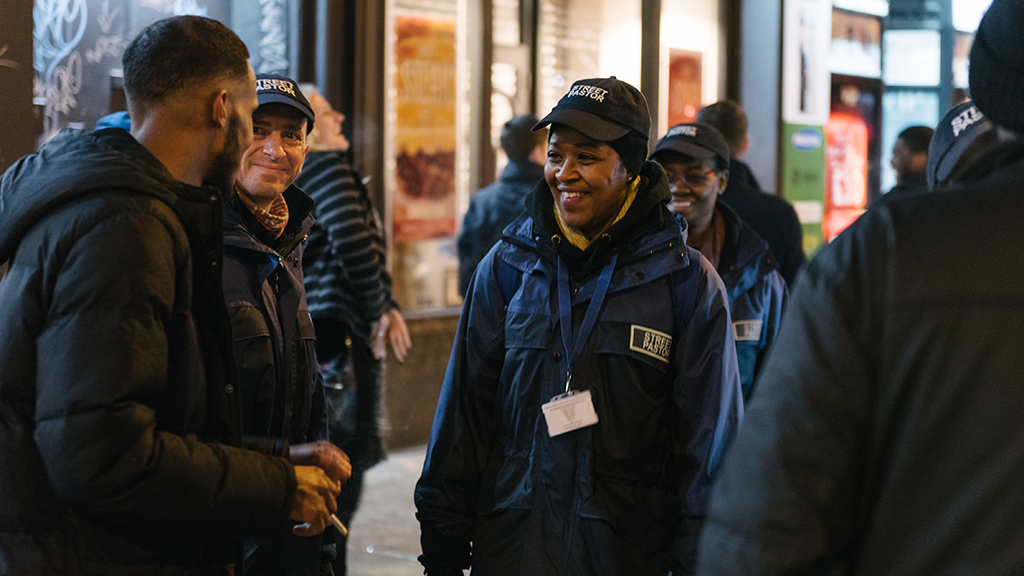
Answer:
[542,389,598,437]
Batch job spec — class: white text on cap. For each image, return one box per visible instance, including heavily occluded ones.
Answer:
[567,84,609,102]
[666,125,698,138]
[255,77,297,97]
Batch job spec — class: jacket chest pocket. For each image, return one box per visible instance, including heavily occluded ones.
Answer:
[229,305,277,425]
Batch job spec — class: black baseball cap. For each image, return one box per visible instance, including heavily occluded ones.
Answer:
[532,77,651,141]
[255,73,315,133]
[651,123,731,169]
[927,101,994,189]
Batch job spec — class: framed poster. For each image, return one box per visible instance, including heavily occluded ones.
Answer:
[667,49,702,127]
[391,15,457,242]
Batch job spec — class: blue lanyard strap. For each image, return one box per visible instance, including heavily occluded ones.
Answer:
[556,253,619,393]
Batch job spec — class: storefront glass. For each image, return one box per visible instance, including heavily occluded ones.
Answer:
[659,0,722,134]
[385,0,466,313]
[536,0,642,116]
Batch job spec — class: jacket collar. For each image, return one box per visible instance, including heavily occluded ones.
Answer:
[501,161,690,287]
[520,160,674,280]
[500,160,545,185]
[0,128,224,261]
[223,184,315,258]
[715,200,775,291]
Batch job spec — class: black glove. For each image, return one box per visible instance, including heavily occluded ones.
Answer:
[418,554,468,576]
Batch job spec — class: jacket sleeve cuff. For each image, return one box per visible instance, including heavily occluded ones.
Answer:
[418,514,471,572]
[242,434,290,457]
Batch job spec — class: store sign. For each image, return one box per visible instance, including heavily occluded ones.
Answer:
[392,15,458,242]
[824,113,868,241]
[830,10,881,78]
[781,123,827,255]
[883,30,941,87]
[791,128,823,152]
[953,0,992,32]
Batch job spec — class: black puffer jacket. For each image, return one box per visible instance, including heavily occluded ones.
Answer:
[0,129,295,573]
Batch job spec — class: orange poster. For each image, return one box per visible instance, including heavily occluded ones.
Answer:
[823,112,868,241]
[393,15,457,242]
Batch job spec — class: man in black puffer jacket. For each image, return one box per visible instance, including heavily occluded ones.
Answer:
[0,17,340,575]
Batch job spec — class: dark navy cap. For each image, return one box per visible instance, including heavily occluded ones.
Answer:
[533,77,651,142]
[927,102,994,189]
[651,123,731,169]
[255,73,315,133]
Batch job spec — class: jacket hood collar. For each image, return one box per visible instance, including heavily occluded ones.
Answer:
[0,128,209,261]
[512,160,681,276]
[224,184,315,256]
[501,160,545,185]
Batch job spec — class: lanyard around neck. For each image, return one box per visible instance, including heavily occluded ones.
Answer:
[556,253,618,393]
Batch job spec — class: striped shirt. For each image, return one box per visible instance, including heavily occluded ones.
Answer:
[297,151,397,339]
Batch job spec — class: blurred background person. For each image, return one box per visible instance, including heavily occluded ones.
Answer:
[296,83,411,576]
[887,125,933,196]
[697,100,806,286]
[457,113,546,296]
[650,122,786,401]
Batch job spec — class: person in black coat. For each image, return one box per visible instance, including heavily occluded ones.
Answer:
[697,100,806,285]
[222,73,352,575]
[0,17,342,575]
[457,114,546,295]
[697,2,1024,573]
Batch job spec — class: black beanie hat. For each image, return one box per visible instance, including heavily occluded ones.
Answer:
[607,131,648,178]
[969,0,1024,132]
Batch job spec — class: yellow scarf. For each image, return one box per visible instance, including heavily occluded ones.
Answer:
[554,176,640,250]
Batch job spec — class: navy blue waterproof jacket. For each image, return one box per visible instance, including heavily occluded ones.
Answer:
[691,203,787,400]
[416,161,743,576]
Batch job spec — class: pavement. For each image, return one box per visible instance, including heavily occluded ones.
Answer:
[345,444,429,575]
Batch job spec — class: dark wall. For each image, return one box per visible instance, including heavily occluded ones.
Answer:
[1,0,36,172]
[26,0,303,147]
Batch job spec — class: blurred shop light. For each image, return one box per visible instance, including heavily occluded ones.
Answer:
[953,0,993,32]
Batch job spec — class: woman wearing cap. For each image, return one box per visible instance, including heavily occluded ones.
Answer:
[415,77,743,576]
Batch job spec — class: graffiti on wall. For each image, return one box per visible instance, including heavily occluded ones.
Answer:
[257,0,287,73]
[84,1,125,64]
[34,0,88,140]
[140,0,208,15]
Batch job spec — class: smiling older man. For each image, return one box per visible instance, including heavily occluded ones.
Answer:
[222,72,351,576]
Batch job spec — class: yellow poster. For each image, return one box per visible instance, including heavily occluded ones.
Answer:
[393,15,457,242]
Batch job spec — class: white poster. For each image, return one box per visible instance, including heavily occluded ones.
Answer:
[782,0,833,125]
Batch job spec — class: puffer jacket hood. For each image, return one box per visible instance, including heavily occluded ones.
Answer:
[0,128,185,261]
